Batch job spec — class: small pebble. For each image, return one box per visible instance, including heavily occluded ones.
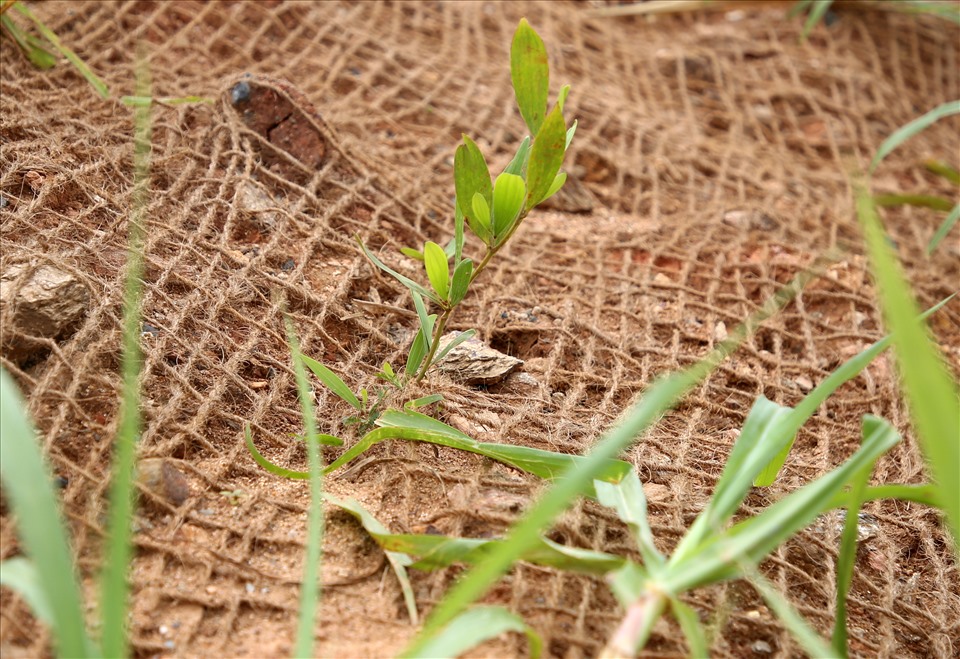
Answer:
[159,625,169,636]
[751,640,773,654]
[245,583,255,594]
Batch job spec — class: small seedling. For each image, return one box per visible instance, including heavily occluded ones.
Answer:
[356,18,575,384]
[219,489,247,505]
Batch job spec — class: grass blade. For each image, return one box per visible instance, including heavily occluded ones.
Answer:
[924,160,960,185]
[832,463,872,657]
[1,13,56,68]
[670,597,708,658]
[927,203,959,254]
[378,533,624,575]
[431,329,476,365]
[745,569,836,659]
[356,236,442,304]
[800,0,834,40]
[14,2,109,98]
[284,317,326,659]
[665,415,899,592]
[870,100,960,173]
[873,193,954,212]
[856,186,960,545]
[404,606,542,659]
[0,370,94,657]
[403,264,812,654]
[300,355,361,410]
[595,471,665,571]
[323,494,419,624]
[98,53,151,659]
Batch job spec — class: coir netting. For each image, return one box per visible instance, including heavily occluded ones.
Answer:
[1,1,958,657]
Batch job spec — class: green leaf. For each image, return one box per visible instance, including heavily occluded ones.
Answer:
[411,290,435,355]
[400,246,425,261]
[745,569,835,659]
[324,409,633,497]
[0,368,94,658]
[503,136,531,177]
[924,160,960,185]
[357,236,442,304]
[379,533,624,575]
[0,557,54,625]
[565,119,578,151]
[873,193,954,212]
[799,0,834,40]
[557,84,570,113]
[543,171,567,202]
[449,259,473,306]
[407,607,542,659]
[525,105,567,210]
[665,415,900,593]
[454,205,465,264]
[492,172,526,240]
[431,329,477,366]
[404,394,444,410]
[0,14,57,69]
[510,18,549,137]
[423,241,450,302]
[856,185,960,544]
[14,2,110,98]
[870,100,960,173]
[284,317,326,659]
[301,355,361,410]
[405,323,432,378]
[927,203,959,255]
[832,463,872,656]
[323,493,419,624]
[454,136,493,238]
[470,192,492,242]
[670,597,708,659]
[595,471,665,573]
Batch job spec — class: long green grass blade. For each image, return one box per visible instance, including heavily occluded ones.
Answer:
[99,54,151,659]
[0,558,54,625]
[924,160,960,185]
[745,569,836,659]
[856,186,960,546]
[285,317,326,659]
[832,463,872,657]
[377,533,624,575]
[1,13,56,68]
[873,193,954,212]
[0,370,95,657]
[14,2,109,98]
[870,100,960,173]
[665,416,899,593]
[356,236,441,304]
[325,409,632,497]
[323,494,418,624]
[405,606,542,659]
[403,264,812,654]
[830,483,938,508]
[670,597,708,658]
[800,0,835,40]
[674,397,793,562]
[927,203,959,254]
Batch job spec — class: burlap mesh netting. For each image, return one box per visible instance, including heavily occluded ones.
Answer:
[1,1,959,657]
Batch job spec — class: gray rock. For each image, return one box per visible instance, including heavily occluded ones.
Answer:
[0,262,89,363]
[435,332,522,385]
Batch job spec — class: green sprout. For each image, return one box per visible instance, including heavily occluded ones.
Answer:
[357,18,575,383]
